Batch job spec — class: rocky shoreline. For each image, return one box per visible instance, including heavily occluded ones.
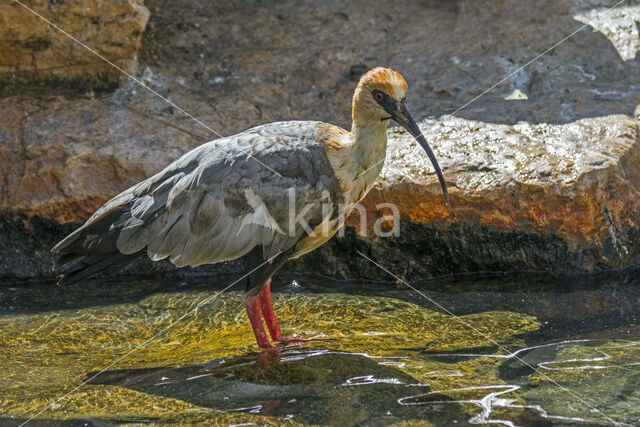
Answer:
[3,111,640,283]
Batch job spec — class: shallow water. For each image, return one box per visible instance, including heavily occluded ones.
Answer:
[0,268,639,426]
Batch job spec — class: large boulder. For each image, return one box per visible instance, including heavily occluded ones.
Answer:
[0,94,200,224]
[0,0,149,91]
[293,115,640,279]
[1,102,638,279]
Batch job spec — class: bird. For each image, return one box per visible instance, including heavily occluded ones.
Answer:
[51,67,449,349]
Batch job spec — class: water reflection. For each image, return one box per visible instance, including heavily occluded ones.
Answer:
[420,339,640,425]
[399,384,609,426]
[84,339,640,426]
[0,267,638,425]
[87,349,466,424]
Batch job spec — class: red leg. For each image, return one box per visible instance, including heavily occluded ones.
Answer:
[252,278,329,349]
[260,279,329,346]
[259,279,283,342]
[244,295,271,348]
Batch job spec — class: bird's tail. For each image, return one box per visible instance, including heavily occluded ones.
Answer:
[52,202,141,286]
[53,251,143,286]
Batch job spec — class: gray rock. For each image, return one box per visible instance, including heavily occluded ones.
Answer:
[291,115,640,279]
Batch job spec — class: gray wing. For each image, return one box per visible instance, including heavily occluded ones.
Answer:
[53,121,343,273]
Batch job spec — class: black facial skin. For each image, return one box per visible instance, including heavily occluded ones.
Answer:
[372,89,450,204]
[372,89,396,121]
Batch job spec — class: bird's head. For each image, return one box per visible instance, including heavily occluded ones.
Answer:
[352,67,449,204]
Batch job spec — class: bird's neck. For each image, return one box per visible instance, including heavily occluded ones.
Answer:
[320,107,390,208]
[350,87,390,168]
[350,120,389,175]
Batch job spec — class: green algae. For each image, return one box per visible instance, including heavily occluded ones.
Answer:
[0,289,540,424]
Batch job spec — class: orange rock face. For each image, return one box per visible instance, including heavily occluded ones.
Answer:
[355,116,640,244]
[1,95,639,278]
[336,116,640,275]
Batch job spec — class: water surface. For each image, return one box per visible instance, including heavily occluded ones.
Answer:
[1,268,639,425]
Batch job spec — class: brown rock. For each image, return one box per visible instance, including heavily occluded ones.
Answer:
[0,0,149,91]
[365,116,640,235]
[0,94,202,224]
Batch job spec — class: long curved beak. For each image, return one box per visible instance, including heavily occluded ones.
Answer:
[392,100,449,204]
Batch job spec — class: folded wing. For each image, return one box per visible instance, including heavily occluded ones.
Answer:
[52,121,342,285]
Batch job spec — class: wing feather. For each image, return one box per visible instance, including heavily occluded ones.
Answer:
[54,121,344,279]
[188,190,224,238]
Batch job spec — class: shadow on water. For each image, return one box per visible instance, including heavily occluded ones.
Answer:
[85,349,464,425]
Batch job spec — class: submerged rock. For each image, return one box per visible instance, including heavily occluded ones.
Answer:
[0,0,149,91]
[0,285,540,424]
[86,351,439,424]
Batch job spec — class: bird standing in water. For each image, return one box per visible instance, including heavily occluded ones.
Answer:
[52,67,448,349]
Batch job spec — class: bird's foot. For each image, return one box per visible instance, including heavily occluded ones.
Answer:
[277,333,329,347]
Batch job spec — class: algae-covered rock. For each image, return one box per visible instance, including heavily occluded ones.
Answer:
[1,271,638,424]
[0,287,540,424]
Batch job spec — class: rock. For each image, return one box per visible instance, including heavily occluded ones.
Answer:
[338,115,640,276]
[87,351,430,424]
[0,89,214,279]
[1,0,640,281]
[0,0,149,92]
[0,285,540,424]
[0,94,204,224]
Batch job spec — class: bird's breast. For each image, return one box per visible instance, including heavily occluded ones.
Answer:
[293,216,340,258]
[316,121,387,232]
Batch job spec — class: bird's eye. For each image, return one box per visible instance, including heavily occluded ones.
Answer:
[373,91,384,102]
